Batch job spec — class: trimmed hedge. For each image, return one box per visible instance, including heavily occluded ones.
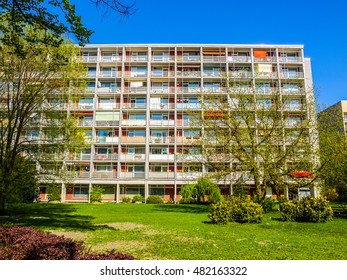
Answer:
[0,225,135,260]
[280,196,333,222]
[146,195,163,204]
[209,197,263,224]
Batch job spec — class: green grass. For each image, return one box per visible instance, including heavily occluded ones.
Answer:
[1,203,347,260]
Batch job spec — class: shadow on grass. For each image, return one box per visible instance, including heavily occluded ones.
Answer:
[152,203,210,214]
[0,203,114,232]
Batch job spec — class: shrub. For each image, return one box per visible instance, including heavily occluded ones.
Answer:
[121,197,132,203]
[0,225,135,260]
[261,197,276,213]
[208,198,263,224]
[278,196,289,205]
[146,195,163,204]
[132,195,145,203]
[90,185,104,203]
[208,201,233,224]
[321,189,339,202]
[280,196,333,222]
[47,181,61,202]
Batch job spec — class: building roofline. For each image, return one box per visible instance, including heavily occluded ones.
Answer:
[81,43,304,48]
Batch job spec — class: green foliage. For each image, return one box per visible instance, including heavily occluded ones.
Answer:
[179,178,221,204]
[90,185,104,203]
[121,197,132,203]
[47,182,61,202]
[321,188,339,202]
[280,196,334,222]
[209,197,263,224]
[132,195,145,203]
[277,196,289,204]
[261,197,276,213]
[146,195,163,204]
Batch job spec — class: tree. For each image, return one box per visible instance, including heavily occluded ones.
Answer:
[189,85,319,202]
[318,104,347,202]
[0,26,86,214]
[0,0,135,54]
[180,177,222,203]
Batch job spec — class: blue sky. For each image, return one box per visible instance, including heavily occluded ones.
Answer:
[72,0,347,107]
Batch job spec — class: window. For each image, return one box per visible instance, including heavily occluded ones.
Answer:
[128,130,146,137]
[73,186,89,199]
[129,114,146,120]
[152,113,168,121]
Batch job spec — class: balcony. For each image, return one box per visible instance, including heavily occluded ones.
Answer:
[97,87,120,93]
[228,56,251,63]
[255,87,277,95]
[83,56,97,63]
[123,103,147,109]
[201,86,226,93]
[124,87,147,94]
[77,120,93,127]
[95,136,119,144]
[176,172,203,180]
[253,56,277,63]
[177,87,201,93]
[100,55,121,62]
[70,104,94,110]
[149,137,174,144]
[177,71,201,77]
[148,172,175,179]
[279,56,302,63]
[98,104,120,110]
[149,154,175,161]
[122,120,146,126]
[282,87,304,95]
[203,56,226,62]
[176,103,201,109]
[254,72,278,78]
[95,121,119,127]
[203,71,226,77]
[99,71,119,78]
[119,172,146,179]
[280,72,304,79]
[149,120,175,126]
[73,171,90,179]
[284,104,303,111]
[178,55,200,62]
[121,136,146,143]
[150,103,175,110]
[129,55,148,62]
[70,154,91,161]
[151,87,171,94]
[92,171,117,179]
[176,136,201,143]
[93,154,118,160]
[152,54,174,62]
[151,70,173,77]
[229,71,253,78]
[119,154,146,161]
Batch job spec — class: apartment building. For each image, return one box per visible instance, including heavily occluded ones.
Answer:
[37,44,316,202]
[319,100,347,134]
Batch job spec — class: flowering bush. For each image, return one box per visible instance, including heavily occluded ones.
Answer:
[209,197,263,224]
[0,225,134,260]
[280,196,333,222]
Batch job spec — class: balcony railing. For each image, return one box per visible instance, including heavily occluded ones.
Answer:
[149,120,175,126]
[176,103,201,109]
[229,71,253,78]
[227,56,251,63]
[119,172,146,179]
[150,103,175,110]
[93,154,118,160]
[77,120,93,127]
[282,88,304,95]
[279,57,303,63]
[99,72,119,78]
[149,154,175,161]
[202,87,226,93]
[83,56,97,63]
[177,55,200,62]
[254,57,277,62]
[152,55,175,62]
[121,136,146,143]
[95,121,119,127]
[151,87,171,94]
[124,87,147,93]
[148,172,175,179]
[280,72,304,79]
[177,71,201,77]
[284,104,303,111]
[149,137,174,144]
[128,55,148,62]
[203,56,226,62]
[92,171,117,179]
[95,136,119,144]
[255,87,277,94]
[70,154,91,161]
[119,154,146,161]
[70,104,94,110]
[122,120,146,126]
[97,104,120,110]
[254,72,278,78]
[100,55,121,62]
[202,71,226,77]
[176,172,203,180]
[96,87,120,93]
[123,103,147,109]
[151,71,173,77]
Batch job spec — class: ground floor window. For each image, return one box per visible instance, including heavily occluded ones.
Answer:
[73,186,89,199]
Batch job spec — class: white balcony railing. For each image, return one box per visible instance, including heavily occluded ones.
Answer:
[148,172,175,179]
[92,171,117,179]
[119,154,146,161]
[149,154,175,161]
[119,172,146,179]
[149,120,175,126]
[122,120,146,126]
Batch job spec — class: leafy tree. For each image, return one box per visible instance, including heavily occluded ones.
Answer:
[318,104,347,202]
[180,177,222,203]
[0,0,135,54]
[189,86,319,202]
[0,26,86,214]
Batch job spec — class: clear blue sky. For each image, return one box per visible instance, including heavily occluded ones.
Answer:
[72,0,347,107]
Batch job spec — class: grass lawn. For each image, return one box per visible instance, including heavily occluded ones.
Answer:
[1,203,346,260]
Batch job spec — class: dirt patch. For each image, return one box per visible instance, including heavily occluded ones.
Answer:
[98,223,146,231]
[49,230,87,240]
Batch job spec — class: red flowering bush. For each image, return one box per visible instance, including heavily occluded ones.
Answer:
[0,225,134,260]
